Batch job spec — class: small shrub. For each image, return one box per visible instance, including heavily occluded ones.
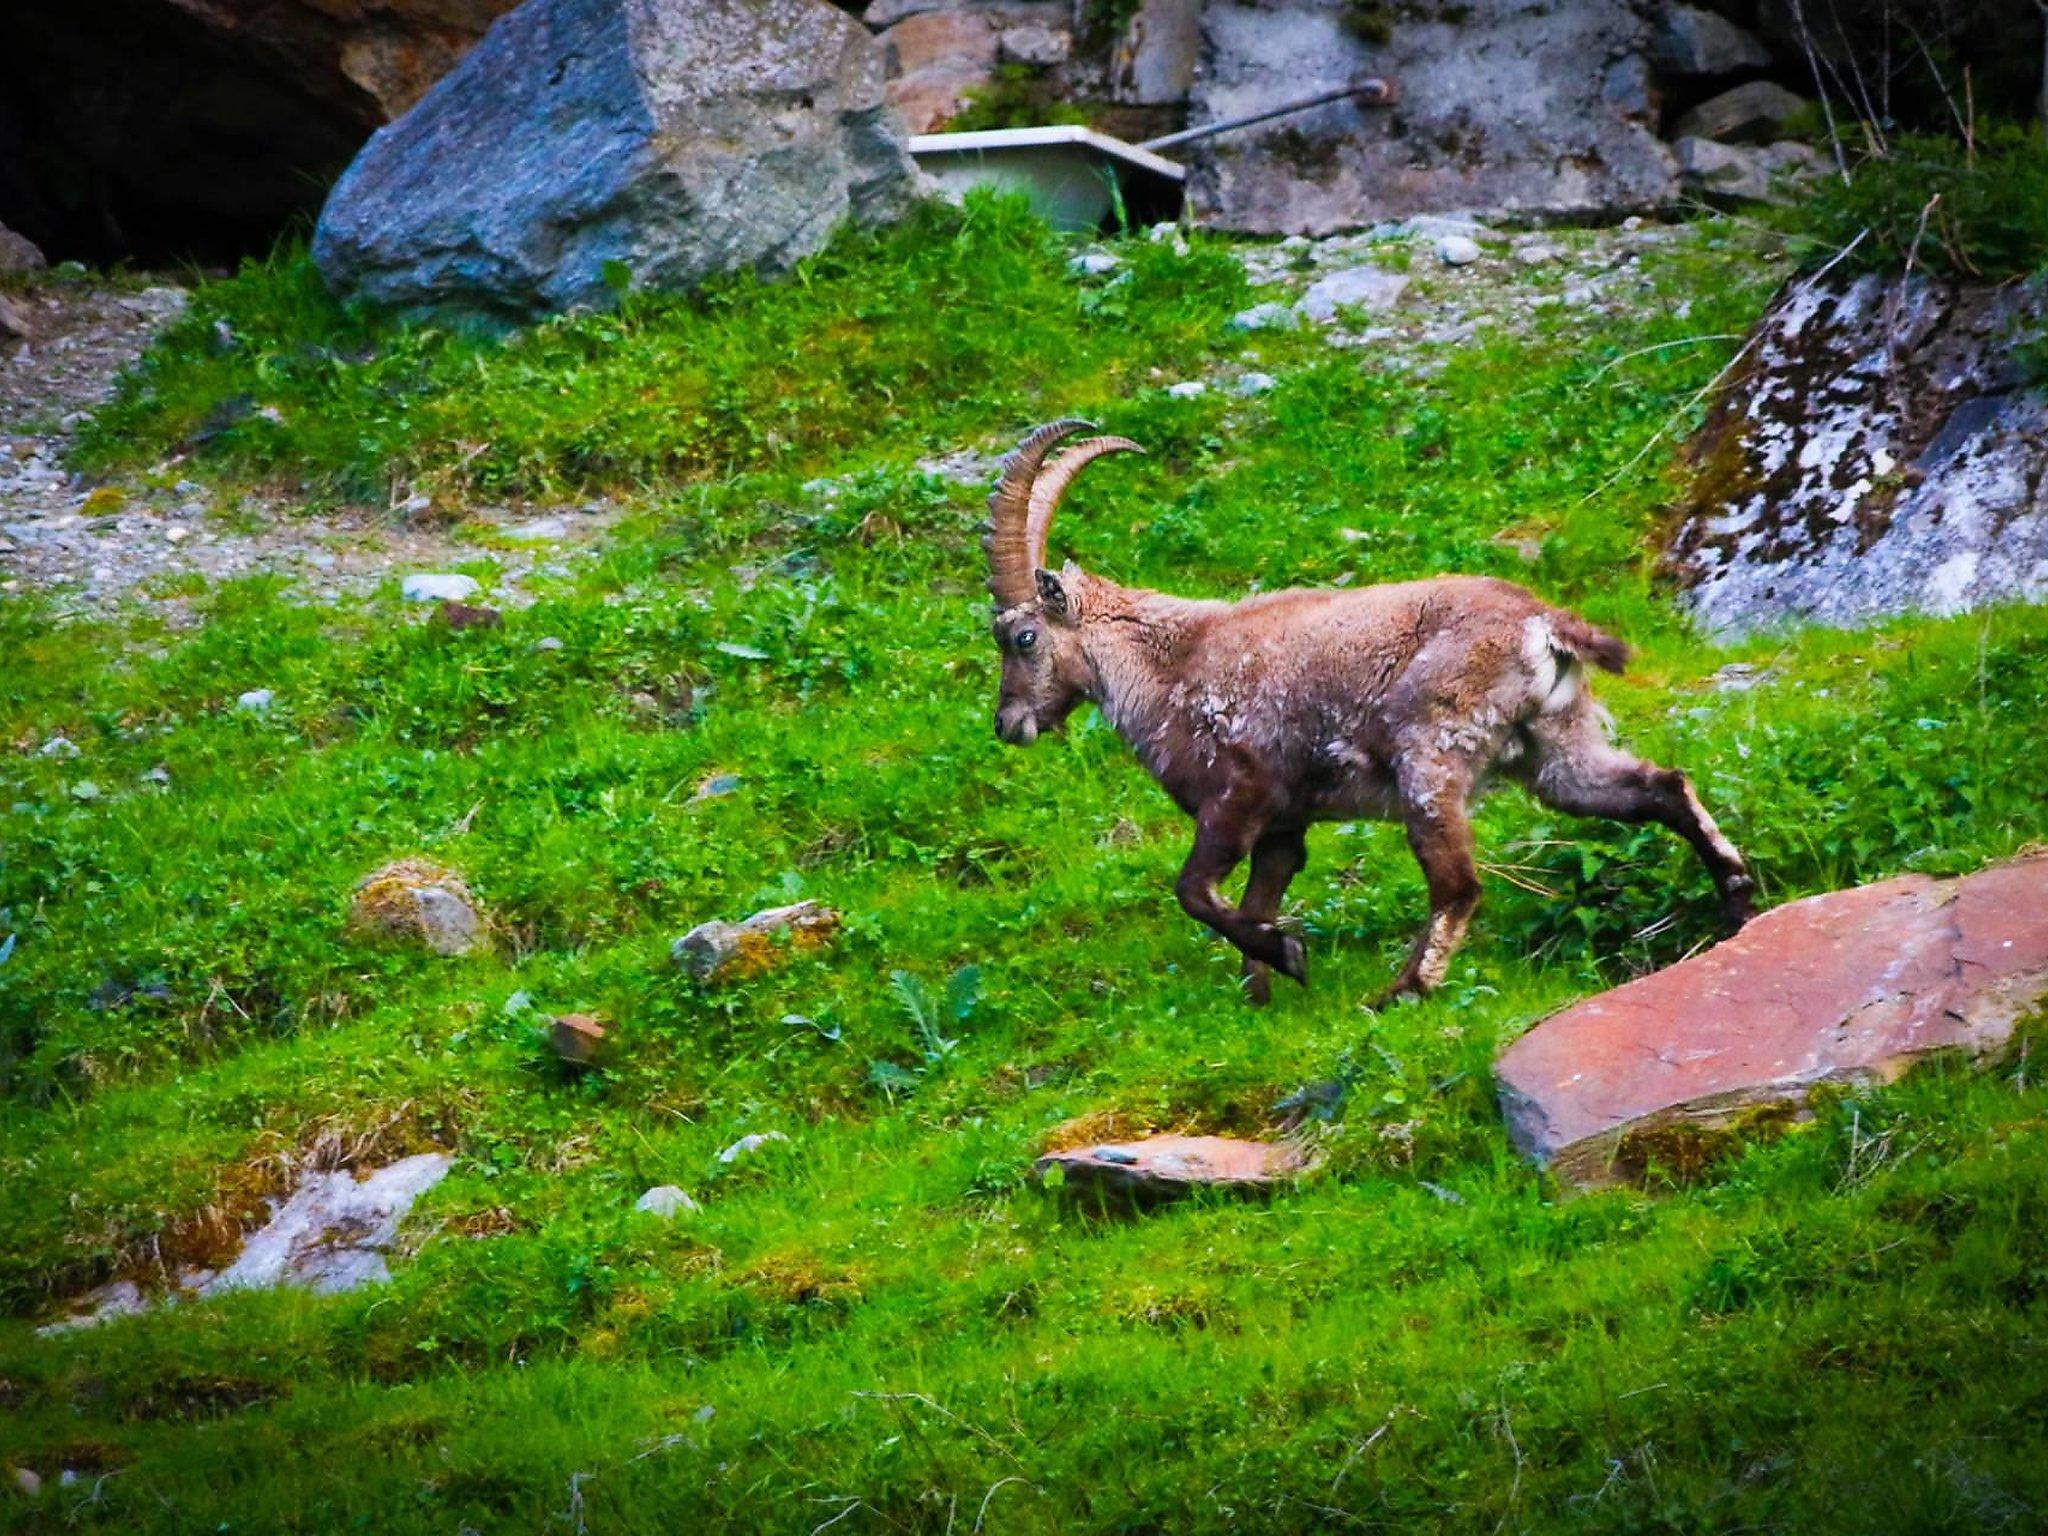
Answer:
[1784,127,2048,280]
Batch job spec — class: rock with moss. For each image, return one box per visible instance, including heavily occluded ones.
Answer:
[1665,271,2048,636]
[349,858,486,956]
[313,0,917,323]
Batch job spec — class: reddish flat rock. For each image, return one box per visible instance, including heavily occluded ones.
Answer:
[1496,855,2048,1187]
[1035,1134,1308,1200]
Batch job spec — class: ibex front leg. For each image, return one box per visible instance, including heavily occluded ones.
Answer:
[1237,829,1308,1005]
[1176,801,1309,988]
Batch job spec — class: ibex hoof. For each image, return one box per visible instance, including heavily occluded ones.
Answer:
[1720,876,1757,932]
[1242,965,1273,1007]
[1275,935,1308,986]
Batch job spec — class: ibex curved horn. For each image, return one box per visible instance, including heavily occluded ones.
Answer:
[1024,436,1144,580]
[985,419,1093,608]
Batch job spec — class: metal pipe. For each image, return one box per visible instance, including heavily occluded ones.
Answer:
[1137,77,1395,154]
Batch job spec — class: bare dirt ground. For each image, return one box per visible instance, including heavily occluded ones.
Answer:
[0,280,619,620]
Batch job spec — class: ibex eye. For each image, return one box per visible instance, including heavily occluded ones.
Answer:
[1015,629,1037,653]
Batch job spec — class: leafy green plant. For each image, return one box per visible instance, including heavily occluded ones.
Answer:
[1783,126,2048,279]
[868,966,982,1095]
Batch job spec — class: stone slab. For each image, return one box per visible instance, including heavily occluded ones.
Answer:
[1036,1134,1309,1199]
[1496,856,2048,1187]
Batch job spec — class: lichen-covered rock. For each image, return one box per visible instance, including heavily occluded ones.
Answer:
[349,857,485,956]
[1187,0,1677,234]
[672,900,841,981]
[313,0,918,322]
[1665,272,2048,638]
[1496,856,2048,1188]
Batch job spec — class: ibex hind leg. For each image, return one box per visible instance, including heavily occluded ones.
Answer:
[1237,829,1308,1006]
[1376,750,1483,1006]
[1520,704,1755,930]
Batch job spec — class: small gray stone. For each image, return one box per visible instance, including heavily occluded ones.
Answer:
[401,573,481,603]
[1296,267,1409,325]
[1232,371,1277,396]
[634,1184,701,1217]
[69,780,101,802]
[38,735,78,758]
[503,516,568,542]
[1229,300,1298,332]
[691,772,744,801]
[532,636,566,653]
[1067,251,1122,277]
[235,688,274,713]
[717,1131,790,1163]
[1399,214,1493,242]
[1165,380,1207,399]
[1435,234,1482,267]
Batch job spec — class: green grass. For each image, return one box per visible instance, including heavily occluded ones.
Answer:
[7,198,2048,1532]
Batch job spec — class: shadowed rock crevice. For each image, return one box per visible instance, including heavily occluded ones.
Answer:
[0,0,371,264]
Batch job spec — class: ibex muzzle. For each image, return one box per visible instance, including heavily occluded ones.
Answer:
[983,420,1755,1004]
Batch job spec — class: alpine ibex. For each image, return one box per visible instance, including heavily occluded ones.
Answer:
[984,420,1755,1004]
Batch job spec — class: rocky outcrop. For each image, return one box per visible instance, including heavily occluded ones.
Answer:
[313,0,917,322]
[1666,272,2048,638]
[1186,0,1679,233]
[0,222,46,274]
[1496,856,2048,1188]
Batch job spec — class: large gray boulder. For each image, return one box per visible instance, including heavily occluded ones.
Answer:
[1665,273,2048,638]
[1186,0,1677,234]
[313,0,918,323]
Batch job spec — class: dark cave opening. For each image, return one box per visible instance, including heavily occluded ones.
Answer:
[0,0,368,268]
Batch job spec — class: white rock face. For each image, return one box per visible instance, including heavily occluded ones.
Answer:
[203,1154,454,1296]
[1666,273,2048,638]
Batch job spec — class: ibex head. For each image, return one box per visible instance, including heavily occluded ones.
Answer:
[983,420,1141,746]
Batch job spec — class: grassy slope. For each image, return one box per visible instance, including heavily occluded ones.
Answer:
[5,200,2048,1533]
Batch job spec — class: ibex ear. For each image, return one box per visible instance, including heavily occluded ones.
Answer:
[1034,568,1071,621]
